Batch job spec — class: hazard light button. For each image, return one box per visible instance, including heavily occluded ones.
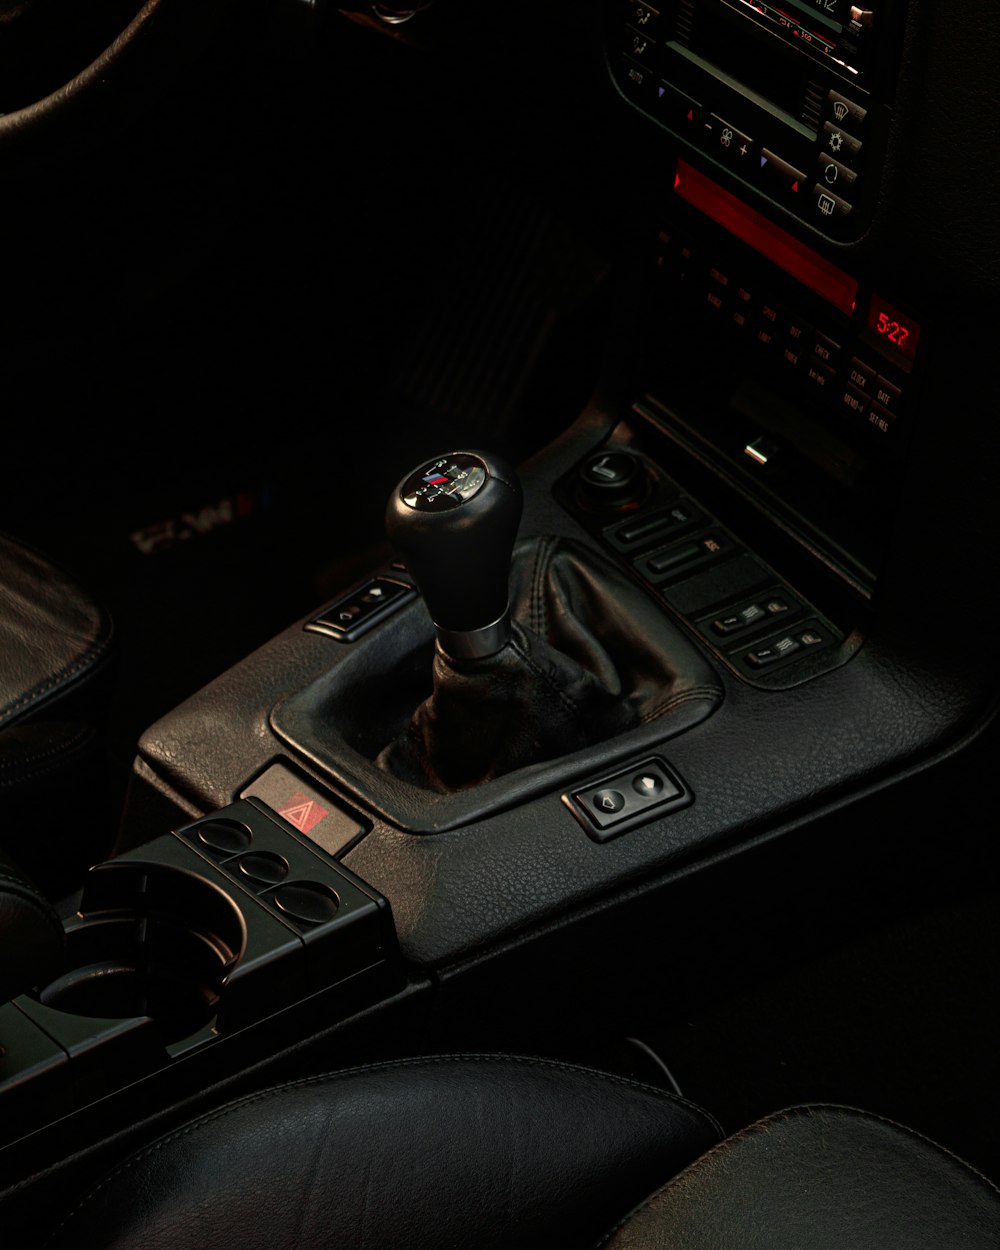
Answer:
[240,762,368,858]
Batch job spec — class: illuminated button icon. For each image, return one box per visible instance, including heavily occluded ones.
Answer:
[593,789,626,814]
[633,773,665,798]
[822,122,862,162]
[589,456,618,481]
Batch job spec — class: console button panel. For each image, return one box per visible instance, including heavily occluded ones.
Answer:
[556,444,848,690]
[307,576,415,642]
[562,757,692,841]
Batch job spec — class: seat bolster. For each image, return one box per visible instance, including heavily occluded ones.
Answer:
[0,534,114,729]
[598,1103,1000,1250]
[41,1054,722,1250]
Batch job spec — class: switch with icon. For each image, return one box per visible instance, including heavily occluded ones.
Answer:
[562,757,692,841]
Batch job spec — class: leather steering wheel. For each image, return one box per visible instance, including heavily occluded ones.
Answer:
[0,0,236,172]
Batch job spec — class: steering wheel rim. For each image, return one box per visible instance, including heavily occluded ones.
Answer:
[0,0,237,172]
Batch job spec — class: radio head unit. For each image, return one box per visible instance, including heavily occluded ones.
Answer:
[607,0,910,241]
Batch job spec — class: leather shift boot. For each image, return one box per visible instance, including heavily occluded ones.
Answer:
[376,534,714,793]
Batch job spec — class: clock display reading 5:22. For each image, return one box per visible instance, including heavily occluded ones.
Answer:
[866,295,920,364]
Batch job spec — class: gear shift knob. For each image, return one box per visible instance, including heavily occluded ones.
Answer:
[386,450,523,659]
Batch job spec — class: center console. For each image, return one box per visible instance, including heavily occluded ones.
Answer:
[3,0,985,1216]
[599,0,926,655]
[0,799,407,1190]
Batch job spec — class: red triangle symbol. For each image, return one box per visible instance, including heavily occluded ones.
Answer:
[687,109,694,121]
[791,180,800,192]
[281,801,314,831]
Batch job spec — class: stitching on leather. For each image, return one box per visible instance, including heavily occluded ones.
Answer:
[0,637,114,724]
[509,632,591,726]
[0,723,93,786]
[526,536,554,638]
[755,1103,1000,1195]
[592,1101,1000,1248]
[43,1053,722,1246]
[638,683,724,724]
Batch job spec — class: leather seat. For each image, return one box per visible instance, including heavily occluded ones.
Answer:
[35,1053,1000,1249]
[0,532,117,895]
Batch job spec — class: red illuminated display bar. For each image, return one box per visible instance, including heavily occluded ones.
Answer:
[673,159,858,317]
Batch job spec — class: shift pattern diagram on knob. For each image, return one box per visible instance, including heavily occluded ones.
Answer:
[400,455,488,510]
[386,449,523,653]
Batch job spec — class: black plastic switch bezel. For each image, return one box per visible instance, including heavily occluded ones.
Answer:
[561,756,693,842]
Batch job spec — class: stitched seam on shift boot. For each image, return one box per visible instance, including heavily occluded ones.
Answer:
[638,683,724,725]
[527,536,555,638]
[510,632,591,726]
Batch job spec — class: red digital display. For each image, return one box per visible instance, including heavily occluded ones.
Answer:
[673,160,858,317]
[865,295,921,364]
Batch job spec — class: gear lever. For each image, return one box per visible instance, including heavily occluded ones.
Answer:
[386,450,523,660]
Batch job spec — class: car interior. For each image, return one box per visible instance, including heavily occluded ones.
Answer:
[3,0,1000,1244]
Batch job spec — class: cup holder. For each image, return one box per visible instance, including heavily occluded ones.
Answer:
[33,861,247,1044]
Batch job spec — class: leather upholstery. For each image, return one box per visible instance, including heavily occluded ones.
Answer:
[377,535,716,792]
[273,532,722,828]
[36,1058,1000,1250]
[0,533,114,731]
[41,1054,722,1250]
[0,533,117,892]
[600,1103,1000,1249]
